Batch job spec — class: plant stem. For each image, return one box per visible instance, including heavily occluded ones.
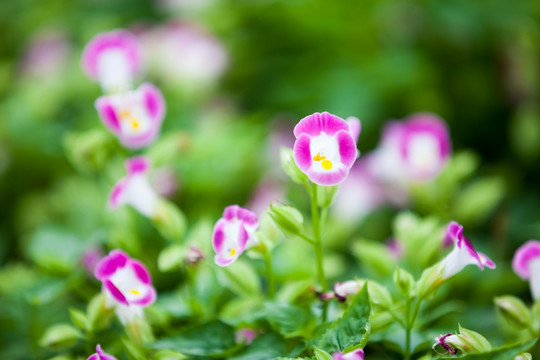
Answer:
[264,247,276,299]
[311,183,328,293]
[404,298,423,360]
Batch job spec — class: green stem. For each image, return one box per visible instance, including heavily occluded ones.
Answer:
[298,233,315,244]
[404,298,423,360]
[311,183,328,293]
[264,247,276,299]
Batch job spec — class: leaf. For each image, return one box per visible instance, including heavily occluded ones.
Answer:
[263,302,314,338]
[452,177,505,226]
[219,260,261,297]
[148,321,237,356]
[313,346,333,360]
[158,243,184,272]
[39,323,82,350]
[69,308,88,331]
[229,332,302,360]
[437,339,537,360]
[311,285,371,353]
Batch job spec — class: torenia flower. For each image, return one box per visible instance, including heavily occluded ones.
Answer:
[88,344,117,360]
[235,328,259,345]
[512,240,540,300]
[212,205,258,267]
[440,221,495,279]
[370,113,451,185]
[95,82,165,149]
[82,30,141,93]
[94,250,156,324]
[332,349,365,360]
[109,156,159,218]
[293,112,358,185]
[433,326,491,356]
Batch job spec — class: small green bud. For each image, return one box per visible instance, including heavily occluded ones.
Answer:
[152,199,187,242]
[494,295,532,329]
[447,325,492,354]
[393,267,416,296]
[39,323,82,350]
[416,263,444,299]
[69,308,88,331]
[268,204,304,235]
[280,147,308,185]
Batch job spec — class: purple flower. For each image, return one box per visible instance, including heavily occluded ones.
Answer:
[440,221,495,279]
[109,156,159,218]
[88,344,117,360]
[235,328,259,345]
[433,333,458,356]
[212,205,258,267]
[82,247,104,275]
[94,249,156,324]
[293,112,358,186]
[321,280,362,302]
[185,246,205,265]
[332,348,365,360]
[95,82,165,149]
[512,240,540,300]
[82,30,141,93]
[370,113,451,189]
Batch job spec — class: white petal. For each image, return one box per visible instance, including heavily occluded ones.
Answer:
[529,258,540,301]
[125,175,159,217]
[97,49,133,93]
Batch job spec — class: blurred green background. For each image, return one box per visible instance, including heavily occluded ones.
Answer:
[1,0,540,358]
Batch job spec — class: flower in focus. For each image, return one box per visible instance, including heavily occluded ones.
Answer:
[95,82,165,149]
[82,30,141,93]
[293,112,358,186]
[109,156,159,218]
[94,249,156,324]
[87,344,117,360]
[433,326,491,356]
[368,113,451,200]
[512,240,540,300]
[212,205,258,267]
[332,348,365,360]
[440,221,495,279]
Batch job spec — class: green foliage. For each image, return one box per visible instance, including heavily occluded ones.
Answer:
[437,339,537,360]
[311,285,371,353]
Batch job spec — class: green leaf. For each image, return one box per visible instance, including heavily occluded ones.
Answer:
[158,243,185,272]
[152,199,187,243]
[219,260,261,297]
[313,346,333,360]
[230,332,302,360]
[151,350,187,360]
[311,285,371,353]
[263,302,314,338]
[122,338,147,360]
[148,321,237,356]
[69,308,88,331]
[437,339,537,360]
[452,177,505,226]
[39,323,82,350]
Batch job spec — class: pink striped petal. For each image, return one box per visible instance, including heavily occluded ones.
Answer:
[294,112,350,138]
[512,240,540,280]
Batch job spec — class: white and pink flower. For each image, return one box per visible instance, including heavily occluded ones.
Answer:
[369,113,451,191]
[440,221,495,279]
[82,30,141,93]
[94,250,156,324]
[87,344,117,360]
[212,205,258,267]
[512,240,540,300]
[293,112,358,186]
[109,156,159,218]
[332,349,365,360]
[95,82,165,149]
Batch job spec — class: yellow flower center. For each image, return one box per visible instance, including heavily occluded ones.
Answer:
[313,153,333,170]
[129,289,140,295]
[120,110,140,131]
[229,248,237,257]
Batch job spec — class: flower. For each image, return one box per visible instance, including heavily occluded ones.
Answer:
[433,333,458,356]
[332,349,365,360]
[368,113,451,199]
[109,156,160,218]
[433,326,491,356]
[81,246,104,275]
[235,328,259,345]
[94,249,156,324]
[293,112,358,186]
[212,205,258,267]
[82,30,141,93]
[346,116,362,145]
[95,82,165,149]
[185,246,205,266]
[440,221,495,279]
[88,344,117,360]
[512,240,540,300]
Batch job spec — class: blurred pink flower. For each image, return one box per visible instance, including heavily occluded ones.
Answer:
[20,28,71,79]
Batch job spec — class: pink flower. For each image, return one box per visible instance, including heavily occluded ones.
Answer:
[370,113,451,187]
[212,205,258,267]
[109,156,159,218]
[95,82,165,149]
[88,344,117,360]
[235,328,259,345]
[440,221,495,279]
[512,240,540,300]
[20,29,71,79]
[81,247,104,275]
[293,112,358,186]
[332,349,365,360]
[82,30,141,93]
[94,249,156,324]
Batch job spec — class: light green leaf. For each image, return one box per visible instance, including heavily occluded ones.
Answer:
[39,323,82,350]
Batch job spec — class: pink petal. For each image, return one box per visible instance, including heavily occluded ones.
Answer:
[336,129,357,168]
[307,166,349,186]
[131,286,156,306]
[140,83,166,124]
[293,133,313,172]
[294,112,349,138]
[346,116,362,143]
[512,240,540,280]
[94,250,128,280]
[130,260,151,285]
[125,156,150,176]
[212,219,227,253]
[95,97,121,134]
[108,178,127,209]
[104,280,128,305]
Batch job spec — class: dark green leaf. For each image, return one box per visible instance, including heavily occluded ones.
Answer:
[264,302,314,338]
[230,332,302,360]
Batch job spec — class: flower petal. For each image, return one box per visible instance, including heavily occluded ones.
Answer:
[125,156,150,176]
[293,133,312,173]
[336,129,357,168]
[307,165,349,186]
[104,280,129,305]
[94,250,128,280]
[294,112,349,138]
[95,97,121,134]
[512,240,540,280]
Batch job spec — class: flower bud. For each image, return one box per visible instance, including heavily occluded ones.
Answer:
[152,199,187,242]
[280,147,309,185]
[514,354,532,360]
[393,267,415,295]
[267,203,304,236]
[416,264,444,299]
[494,295,532,329]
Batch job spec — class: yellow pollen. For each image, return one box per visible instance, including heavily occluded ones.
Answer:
[129,289,140,295]
[321,159,333,170]
[313,153,326,161]
[132,121,139,129]
[229,248,237,257]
